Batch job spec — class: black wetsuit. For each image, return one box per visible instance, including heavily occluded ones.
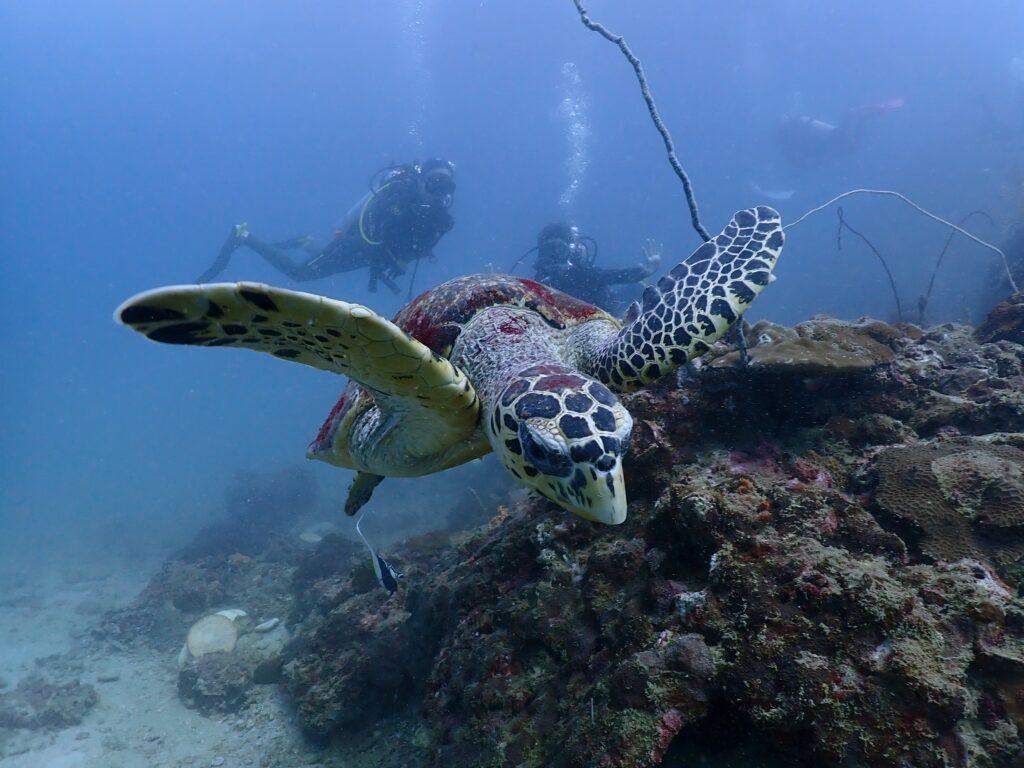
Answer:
[197,170,454,292]
[535,259,650,313]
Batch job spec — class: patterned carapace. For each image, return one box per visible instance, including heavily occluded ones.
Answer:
[116,207,783,526]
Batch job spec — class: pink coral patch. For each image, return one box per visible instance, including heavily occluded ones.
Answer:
[651,708,685,763]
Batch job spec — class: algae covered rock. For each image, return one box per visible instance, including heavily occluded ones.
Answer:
[177,652,252,714]
[103,315,1024,766]
[975,292,1024,344]
[0,677,97,730]
[175,608,287,712]
[273,317,1024,767]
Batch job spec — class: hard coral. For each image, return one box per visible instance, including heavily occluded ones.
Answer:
[873,438,1024,574]
[710,317,897,375]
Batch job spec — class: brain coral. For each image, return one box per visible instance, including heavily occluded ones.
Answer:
[873,438,1024,572]
[710,318,896,375]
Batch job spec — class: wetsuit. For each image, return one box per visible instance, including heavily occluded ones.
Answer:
[197,169,454,292]
[535,260,651,313]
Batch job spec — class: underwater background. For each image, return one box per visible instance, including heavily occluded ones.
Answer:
[2,0,1022,561]
[2,1,1024,766]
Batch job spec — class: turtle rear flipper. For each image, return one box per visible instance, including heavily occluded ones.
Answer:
[115,282,482,474]
[345,471,384,516]
[583,206,784,391]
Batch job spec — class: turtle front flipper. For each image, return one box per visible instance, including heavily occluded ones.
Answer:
[581,206,784,391]
[115,282,483,475]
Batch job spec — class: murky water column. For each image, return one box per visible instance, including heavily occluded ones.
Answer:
[558,62,591,216]
[398,0,431,152]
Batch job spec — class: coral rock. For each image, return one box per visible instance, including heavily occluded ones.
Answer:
[873,438,1024,572]
[177,652,252,714]
[975,292,1024,344]
[0,677,97,730]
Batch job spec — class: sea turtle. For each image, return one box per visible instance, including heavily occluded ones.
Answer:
[116,206,783,525]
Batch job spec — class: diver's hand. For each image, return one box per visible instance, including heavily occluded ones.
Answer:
[641,239,663,275]
[388,254,415,279]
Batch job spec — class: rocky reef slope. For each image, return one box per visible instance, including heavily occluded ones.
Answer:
[98,297,1024,768]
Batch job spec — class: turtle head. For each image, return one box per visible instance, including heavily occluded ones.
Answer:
[488,365,633,525]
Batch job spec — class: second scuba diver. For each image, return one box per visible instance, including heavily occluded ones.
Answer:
[528,223,661,314]
[195,158,457,294]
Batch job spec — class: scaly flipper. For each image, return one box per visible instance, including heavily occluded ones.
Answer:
[345,471,385,516]
[582,206,784,390]
[115,282,482,473]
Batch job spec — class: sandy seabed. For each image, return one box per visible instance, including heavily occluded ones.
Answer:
[0,548,422,768]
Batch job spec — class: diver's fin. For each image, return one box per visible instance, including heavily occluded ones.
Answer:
[195,224,248,283]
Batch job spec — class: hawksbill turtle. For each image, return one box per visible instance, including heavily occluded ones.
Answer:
[116,206,783,525]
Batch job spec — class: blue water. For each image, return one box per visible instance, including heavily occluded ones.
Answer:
[2,0,1023,559]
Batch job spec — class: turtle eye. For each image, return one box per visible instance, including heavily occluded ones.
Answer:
[518,422,572,478]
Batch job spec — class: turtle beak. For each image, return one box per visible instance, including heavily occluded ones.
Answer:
[575,464,628,525]
[540,461,628,526]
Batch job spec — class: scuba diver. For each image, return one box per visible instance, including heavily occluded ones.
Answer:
[526,223,661,314]
[195,158,457,294]
[775,98,904,169]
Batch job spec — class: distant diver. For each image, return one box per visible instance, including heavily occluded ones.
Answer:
[195,158,457,294]
[775,98,904,169]
[518,223,661,314]
[356,513,402,594]
[748,180,795,202]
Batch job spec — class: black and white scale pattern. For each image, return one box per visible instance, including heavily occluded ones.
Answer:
[585,206,784,391]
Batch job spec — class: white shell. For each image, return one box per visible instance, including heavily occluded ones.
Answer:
[215,608,249,623]
[252,618,280,634]
[186,614,238,657]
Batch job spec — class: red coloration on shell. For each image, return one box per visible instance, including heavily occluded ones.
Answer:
[534,373,588,392]
[392,274,609,356]
[517,278,605,320]
[310,381,358,450]
[520,363,570,377]
[499,378,531,406]
[498,316,529,335]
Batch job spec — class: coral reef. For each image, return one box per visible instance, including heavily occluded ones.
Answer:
[711,317,899,375]
[177,652,252,714]
[0,676,97,730]
[980,227,1024,316]
[873,438,1024,567]
[100,308,1024,766]
[975,292,1024,345]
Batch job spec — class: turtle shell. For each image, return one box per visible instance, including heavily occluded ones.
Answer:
[394,274,614,358]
